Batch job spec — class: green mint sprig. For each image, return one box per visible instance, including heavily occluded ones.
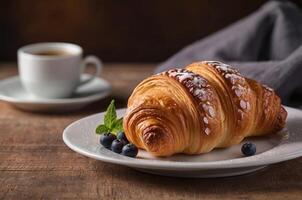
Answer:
[95,100,123,135]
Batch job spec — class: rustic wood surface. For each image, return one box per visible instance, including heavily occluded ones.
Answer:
[0,63,301,200]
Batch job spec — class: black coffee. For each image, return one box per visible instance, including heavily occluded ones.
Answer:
[33,50,71,56]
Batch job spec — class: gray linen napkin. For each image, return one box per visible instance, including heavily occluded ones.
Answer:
[155,0,302,105]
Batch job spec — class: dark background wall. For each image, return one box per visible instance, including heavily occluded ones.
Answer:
[1,0,301,62]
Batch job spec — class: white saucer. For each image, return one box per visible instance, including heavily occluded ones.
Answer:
[63,106,302,178]
[0,74,111,112]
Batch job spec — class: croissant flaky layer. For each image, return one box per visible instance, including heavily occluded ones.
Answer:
[123,61,287,157]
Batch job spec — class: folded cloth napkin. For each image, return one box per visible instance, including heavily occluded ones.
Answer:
[156,0,302,105]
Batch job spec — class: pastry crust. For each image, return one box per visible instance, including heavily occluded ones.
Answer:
[123,61,287,156]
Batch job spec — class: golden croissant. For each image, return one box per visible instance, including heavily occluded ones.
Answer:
[123,61,287,157]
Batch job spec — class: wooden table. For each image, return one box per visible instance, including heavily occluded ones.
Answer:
[0,63,301,199]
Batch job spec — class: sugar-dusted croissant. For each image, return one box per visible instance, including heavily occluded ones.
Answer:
[123,61,287,157]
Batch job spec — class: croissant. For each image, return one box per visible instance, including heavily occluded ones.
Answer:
[123,61,287,157]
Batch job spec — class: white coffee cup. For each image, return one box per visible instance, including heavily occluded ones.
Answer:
[18,42,102,99]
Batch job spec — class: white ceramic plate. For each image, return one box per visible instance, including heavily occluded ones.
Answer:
[63,106,302,178]
[0,74,111,112]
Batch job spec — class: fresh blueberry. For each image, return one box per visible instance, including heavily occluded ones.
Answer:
[100,133,116,149]
[121,143,138,157]
[111,139,124,153]
[117,132,129,144]
[241,142,256,156]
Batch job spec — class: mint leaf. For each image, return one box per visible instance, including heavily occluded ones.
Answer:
[111,118,124,134]
[95,124,109,134]
[95,99,124,136]
[104,100,117,129]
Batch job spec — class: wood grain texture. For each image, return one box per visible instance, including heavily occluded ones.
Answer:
[0,63,301,200]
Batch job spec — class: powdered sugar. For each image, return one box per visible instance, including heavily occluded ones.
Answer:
[158,68,215,136]
[203,60,251,122]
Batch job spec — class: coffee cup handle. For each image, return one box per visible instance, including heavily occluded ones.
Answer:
[79,55,102,86]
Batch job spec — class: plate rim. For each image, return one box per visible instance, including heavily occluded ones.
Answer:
[63,106,302,170]
[0,75,111,105]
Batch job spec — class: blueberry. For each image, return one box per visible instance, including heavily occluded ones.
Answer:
[111,139,124,153]
[100,133,116,149]
[121,143,138,157]
[117,132,129,144]
[241,142,256,156]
